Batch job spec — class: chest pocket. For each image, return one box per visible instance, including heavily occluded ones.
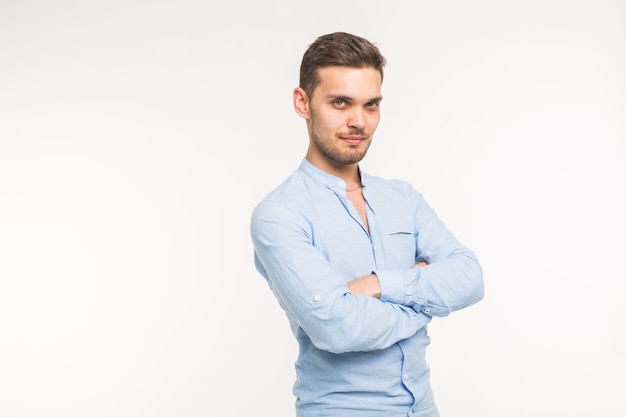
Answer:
[379,227,417,269]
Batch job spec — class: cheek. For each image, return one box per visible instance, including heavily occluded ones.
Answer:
[317,112,345,133]
[368,114,381,130]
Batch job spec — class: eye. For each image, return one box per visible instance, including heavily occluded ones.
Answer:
[332,99,348,108]
[365,101,380,109]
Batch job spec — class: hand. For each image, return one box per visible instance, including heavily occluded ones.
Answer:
[347,274,381,298]
[348,262,428,298]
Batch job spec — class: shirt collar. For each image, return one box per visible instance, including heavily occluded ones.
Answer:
[298,158,368,194]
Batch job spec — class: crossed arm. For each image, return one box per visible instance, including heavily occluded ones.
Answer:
[347,262,428,298]
[251,192,483,353]
[252,202,432,354]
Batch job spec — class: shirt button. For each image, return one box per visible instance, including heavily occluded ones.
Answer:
[423,308,431,314]
[408,410,414,415]
[403,373,408,380]
[313,295,321,302]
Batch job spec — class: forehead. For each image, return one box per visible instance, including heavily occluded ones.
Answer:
[315,66,382,98]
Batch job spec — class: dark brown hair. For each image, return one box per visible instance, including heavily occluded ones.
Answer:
[299,32,386,98]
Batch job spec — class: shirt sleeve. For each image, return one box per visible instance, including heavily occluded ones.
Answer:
[251,200,431,354]
[375,190,484,317]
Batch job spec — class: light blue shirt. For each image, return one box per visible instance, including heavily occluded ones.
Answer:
[251,159,484,417]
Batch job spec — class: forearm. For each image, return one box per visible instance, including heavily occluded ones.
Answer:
[376,249,484,316]
[258,256,430,353]
[347,261,428,298]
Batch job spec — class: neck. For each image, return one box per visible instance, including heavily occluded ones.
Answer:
[305,153,361,186]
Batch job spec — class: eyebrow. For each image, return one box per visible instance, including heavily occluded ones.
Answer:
[326,95,383,103]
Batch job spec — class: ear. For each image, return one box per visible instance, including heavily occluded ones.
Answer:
[293,87,310,119]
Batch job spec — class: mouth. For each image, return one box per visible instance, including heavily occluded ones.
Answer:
[339,136,367,146]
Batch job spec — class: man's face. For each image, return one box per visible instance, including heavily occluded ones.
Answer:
[306,66,382,167]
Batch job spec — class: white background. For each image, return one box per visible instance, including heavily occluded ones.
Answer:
[1,1,625,416]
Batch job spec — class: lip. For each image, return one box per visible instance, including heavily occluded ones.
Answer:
[340,136,366,145]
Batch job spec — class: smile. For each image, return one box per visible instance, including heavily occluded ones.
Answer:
[340,136,367,145]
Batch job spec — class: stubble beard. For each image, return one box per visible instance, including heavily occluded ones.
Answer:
[310,119,371,165]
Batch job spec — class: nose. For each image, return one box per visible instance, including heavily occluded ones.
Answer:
[348,108,366,130]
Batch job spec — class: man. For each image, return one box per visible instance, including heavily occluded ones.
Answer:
[250,32,484,417]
